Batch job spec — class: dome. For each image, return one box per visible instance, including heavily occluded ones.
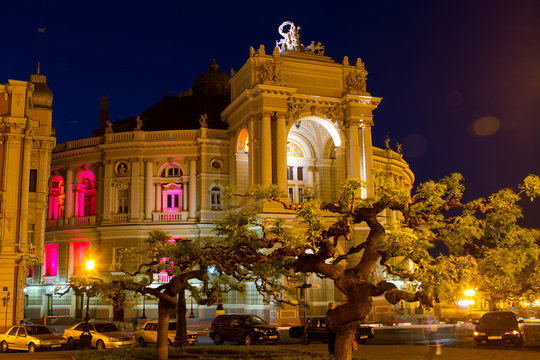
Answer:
[192,59,230,96]
[29,74,53,108]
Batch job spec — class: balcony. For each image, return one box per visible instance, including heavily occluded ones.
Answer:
[46,219,64,228]
[111,214,129,223]
[152,211,188,222]
[69,216,96,226]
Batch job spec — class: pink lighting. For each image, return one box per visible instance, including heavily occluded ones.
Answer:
[44,243,58,276]
[162,183,183,212]
[48,175,65,220]
[75,169,96,217]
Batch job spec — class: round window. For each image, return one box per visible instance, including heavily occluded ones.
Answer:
[210,159,223,170]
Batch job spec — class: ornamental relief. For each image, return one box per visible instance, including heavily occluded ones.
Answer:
[287,100,347,132]
[255,60,283,85]
[345,70,369,94]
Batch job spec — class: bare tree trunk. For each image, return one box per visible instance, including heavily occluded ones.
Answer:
[174,289,189,346]
[112,303,124,322]
[156,299,172,360]
[334,326,356,360]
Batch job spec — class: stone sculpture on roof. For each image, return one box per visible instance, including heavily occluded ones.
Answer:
[276,21,324,55]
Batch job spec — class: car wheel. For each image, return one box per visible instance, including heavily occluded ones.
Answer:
[1,341,9,353]
[213,333,223,345]
[96,340,105,350]
[300,333,310,345]
[138,337,147,347]
[67,337,76,350]
[28,343,37,353]
[244,333,254,346]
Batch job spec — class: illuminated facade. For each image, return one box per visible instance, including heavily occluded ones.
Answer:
[27,23,414,323]
[0,74,55,330]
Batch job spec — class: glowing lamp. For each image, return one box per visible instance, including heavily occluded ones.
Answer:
[464,289,476,297]
[85,259,95,271]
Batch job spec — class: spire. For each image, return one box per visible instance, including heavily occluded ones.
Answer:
[37,28,46,75]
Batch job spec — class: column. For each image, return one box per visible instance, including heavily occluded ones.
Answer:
[260,112,272,186]
[188,157,197,220]
[130,158,140,221]
[275,112,287,193]
[155,183,161,213]
[347,122,361,178]
[144,160,154,220]
[102,161,112,222]
[65,167,73,220]
[359,125,374,198]
[18,135,33,249]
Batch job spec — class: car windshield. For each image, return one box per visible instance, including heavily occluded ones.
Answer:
[242,315,267,325]
[478,313,517,328]
[25,326,52,335]
[94,323,121,333]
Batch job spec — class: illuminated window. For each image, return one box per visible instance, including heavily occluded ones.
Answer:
[210,186,223,210]
[237,129,249,153]
[48,175,65,220]
[70,241,89,275]
[162,183,183,212]
[44,243,58,277]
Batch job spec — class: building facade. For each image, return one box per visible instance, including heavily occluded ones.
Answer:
[0,74,55,330]
[27,24,414,324]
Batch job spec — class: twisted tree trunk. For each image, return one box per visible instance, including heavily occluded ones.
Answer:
[174,288,189,346]
[156,298,173,360]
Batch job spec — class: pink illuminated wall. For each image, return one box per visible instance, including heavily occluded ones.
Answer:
[75,170,96,217]
[71,241,89,275]
[48,175,65,220]
[44,243,58,276]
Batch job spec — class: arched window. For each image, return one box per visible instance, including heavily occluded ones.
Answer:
[75,170,95,217]
[48,175,65,220]
[237,129,249,153]
[210,186,223,210]
[162,165,182,178]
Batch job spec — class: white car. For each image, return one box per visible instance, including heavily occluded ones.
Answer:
[135,321,198,347]
[63,321,135,350]
[0,325,66,352]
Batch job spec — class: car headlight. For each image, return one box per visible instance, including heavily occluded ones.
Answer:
[474,331,485,336]
[253,328,264,332]
[504,330,519,335]
[108,336,120,342]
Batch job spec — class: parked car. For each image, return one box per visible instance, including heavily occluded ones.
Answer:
[134,320,198,347]
[210,314,279,345]
[0,325,66,352]
[289,316,374,345]
[473,311,524,346]
[63,321,136,350]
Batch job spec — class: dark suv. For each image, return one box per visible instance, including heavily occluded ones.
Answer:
[289,316,374,344]
[210,314,280,345]
[473,311,524,346]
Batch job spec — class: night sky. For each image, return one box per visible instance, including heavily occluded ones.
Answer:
[3,0,539,226]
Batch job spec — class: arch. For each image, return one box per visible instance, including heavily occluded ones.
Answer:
[290,115,342,147]
[156,161,185,178]
[74,169,96,217]
[48,175,65,220]
[236,128,249,153]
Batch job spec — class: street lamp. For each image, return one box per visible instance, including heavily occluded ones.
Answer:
[464,289,476,297]
[84,259,95,321]
[141,295,147,319]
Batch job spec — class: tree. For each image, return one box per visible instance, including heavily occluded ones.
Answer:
[213,173,539,360]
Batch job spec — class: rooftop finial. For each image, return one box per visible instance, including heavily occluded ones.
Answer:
[36,28,46,75]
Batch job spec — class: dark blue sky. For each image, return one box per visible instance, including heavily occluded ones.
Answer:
[3,0,539,225]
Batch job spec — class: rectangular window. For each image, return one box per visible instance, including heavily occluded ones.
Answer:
[298,187,304,202]
[27,223,35,256]
[113,247,125,264]
[167,194,173,208]
[44,243,58,277]
[297,167,304,181]
[174,194,179,208]
[287,166,294,181]
[29,169,38,192]
[288,187,295,202]
[75,294,84,318]
[71,241,89,275]
[118,189,128,213]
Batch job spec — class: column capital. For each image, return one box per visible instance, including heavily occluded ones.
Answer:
[260,110,274,119]
[186,156,198,162]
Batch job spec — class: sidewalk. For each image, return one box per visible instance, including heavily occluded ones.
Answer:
[276,344,540,360]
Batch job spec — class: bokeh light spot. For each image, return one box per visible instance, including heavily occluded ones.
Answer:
[472,116,500,136]
[401,133,428,158]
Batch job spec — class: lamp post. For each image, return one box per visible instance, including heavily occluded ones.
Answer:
[84,259,95,322]
[189,294,195,319]
[141,295,147,319]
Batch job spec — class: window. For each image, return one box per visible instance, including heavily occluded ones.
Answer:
[287,166,294,180]
[75,170,95,217]
[297,167,304,181]
[210,186,223,210]
[163,165,181,177]
[27,224,35,256]
[117,189,128,213]
[8,327,18,336]
[162,183,182,212]
[298,187,304,202]
[44,243,58,277]
[288,187,294,202]
[71,241,89,275]
[17,327,26,337]
[113,248,125,264]
[29,169,38,192]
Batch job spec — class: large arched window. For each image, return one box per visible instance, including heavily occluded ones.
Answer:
[75,170,95,217]
[48,175,65,220]
[210,185,223,210]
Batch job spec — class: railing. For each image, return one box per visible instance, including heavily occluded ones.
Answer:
[110,214,129,223]
[69,216,96,226]
[46,219,64,228]
[27,245,36,256]
[152,211,187,222]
